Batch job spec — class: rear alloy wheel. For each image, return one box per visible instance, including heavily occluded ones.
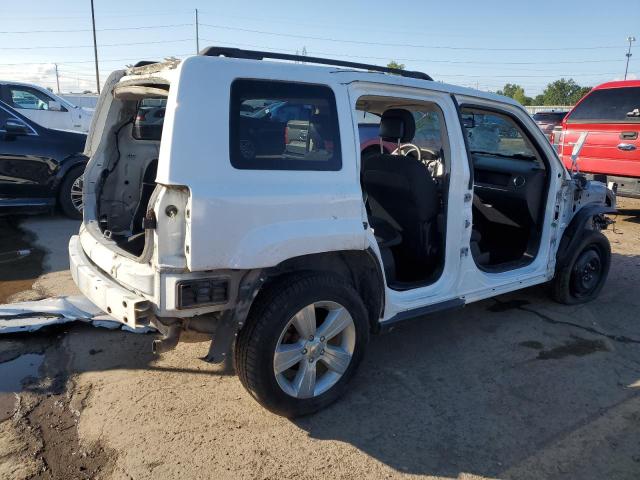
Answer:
[58,167,84,220]
[235,273,369,417]
[273,301,356,399]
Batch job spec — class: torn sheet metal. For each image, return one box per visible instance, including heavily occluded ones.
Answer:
[0,296,153,334]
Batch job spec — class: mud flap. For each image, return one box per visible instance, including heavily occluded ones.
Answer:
[204,270,265,365]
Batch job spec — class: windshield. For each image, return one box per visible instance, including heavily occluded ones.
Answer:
[462,110,537,159]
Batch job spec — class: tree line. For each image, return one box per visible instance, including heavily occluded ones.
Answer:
[496,79,592,106]
[386,61,592,106]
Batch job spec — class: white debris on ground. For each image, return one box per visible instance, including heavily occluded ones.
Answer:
[0,296,153,334]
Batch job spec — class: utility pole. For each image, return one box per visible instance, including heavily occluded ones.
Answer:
[90,0,100,94]
[195,9,200,53]
[624,36,636,80]
[54,63,61,94]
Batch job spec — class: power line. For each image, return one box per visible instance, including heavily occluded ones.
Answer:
[0,38,193,50]
[0,23,191,34]
[199,23,625,51]
[198,39,632,70]
[1,10,192,21]
[0,54,192,66]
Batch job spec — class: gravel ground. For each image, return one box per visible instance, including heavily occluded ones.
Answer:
[1,199,639,480]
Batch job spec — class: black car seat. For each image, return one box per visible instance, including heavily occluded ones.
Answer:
[362,109,440,271]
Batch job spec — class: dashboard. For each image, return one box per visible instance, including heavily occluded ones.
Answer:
[472,153,547,225]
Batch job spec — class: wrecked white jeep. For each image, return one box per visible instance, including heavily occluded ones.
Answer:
[69,47,615,417]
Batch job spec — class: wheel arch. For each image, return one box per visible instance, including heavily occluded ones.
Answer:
[52,155,87,194]
[259,249,385,333]
[556,204,616,268]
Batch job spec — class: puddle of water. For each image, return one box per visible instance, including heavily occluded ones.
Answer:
[0,353,44,393]
[0,218,45,303]
[537,338,609,360]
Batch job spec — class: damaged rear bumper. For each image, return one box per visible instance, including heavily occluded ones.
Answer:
[69,235,152,328]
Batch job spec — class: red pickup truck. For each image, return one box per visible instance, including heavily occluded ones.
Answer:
[553,80,640,197]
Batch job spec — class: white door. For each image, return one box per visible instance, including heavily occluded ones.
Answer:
[5,85,73,130]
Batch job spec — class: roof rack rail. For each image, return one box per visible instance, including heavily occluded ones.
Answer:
[199,46,433,81]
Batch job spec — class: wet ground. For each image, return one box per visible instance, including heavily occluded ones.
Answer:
[1,201,640,479]
[0,218,45,304]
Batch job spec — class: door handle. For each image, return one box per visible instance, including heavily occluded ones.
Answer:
[620,131,638,140]
[617,143,637,151]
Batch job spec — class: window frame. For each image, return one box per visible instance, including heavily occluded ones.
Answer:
[460,106,542,162]
[229,79,342,171]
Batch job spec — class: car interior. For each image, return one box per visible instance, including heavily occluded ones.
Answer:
[462,107,549,271]
[96,90,167,258]
[357,97,450,289]
[357,98,550,289]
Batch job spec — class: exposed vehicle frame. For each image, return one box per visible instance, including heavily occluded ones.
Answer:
[69,48,615,416]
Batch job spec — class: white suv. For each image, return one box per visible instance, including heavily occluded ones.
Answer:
[0,81,93,132]
[69,48,615,417]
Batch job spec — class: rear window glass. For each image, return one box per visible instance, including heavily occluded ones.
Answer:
[567,87,640,123]
[533,112,566,122]
[230,79,341,170]
[132,98,166,141]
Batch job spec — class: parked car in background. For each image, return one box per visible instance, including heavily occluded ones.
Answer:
[0,101,87,219]
[553,80,640,198]
[133,98,166,141]
[532,110,568,139]
[0,81,93,133]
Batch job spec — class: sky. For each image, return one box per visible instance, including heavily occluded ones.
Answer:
[1,0,638,97]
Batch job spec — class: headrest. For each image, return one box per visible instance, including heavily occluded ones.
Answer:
[379,109,415,142]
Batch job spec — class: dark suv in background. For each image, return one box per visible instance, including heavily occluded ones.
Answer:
[0,101,87,219]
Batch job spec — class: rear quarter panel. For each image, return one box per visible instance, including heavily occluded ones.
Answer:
[158,56,365,271]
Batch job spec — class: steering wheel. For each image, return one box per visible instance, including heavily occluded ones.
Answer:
[392,143,421,162]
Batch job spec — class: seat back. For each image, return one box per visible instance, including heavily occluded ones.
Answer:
[363,153,439,260]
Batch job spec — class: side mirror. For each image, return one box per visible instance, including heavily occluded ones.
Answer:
[48,100,63,111]
[4,119,30,136]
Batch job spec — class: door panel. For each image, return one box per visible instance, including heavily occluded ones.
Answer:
[560,124,640,177]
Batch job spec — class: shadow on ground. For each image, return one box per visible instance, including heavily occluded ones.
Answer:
[2,208,640,478]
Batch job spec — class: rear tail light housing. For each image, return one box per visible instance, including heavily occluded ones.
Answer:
[177,278,229,309]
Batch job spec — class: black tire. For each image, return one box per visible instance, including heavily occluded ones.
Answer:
[58,166,84,220]
[235,273,369,417]
[551,230,611,305]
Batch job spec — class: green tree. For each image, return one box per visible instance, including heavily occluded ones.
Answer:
[387,60,405,70]
[541,78,591,105]
[496,83,532,106]
[533,94,545,105]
